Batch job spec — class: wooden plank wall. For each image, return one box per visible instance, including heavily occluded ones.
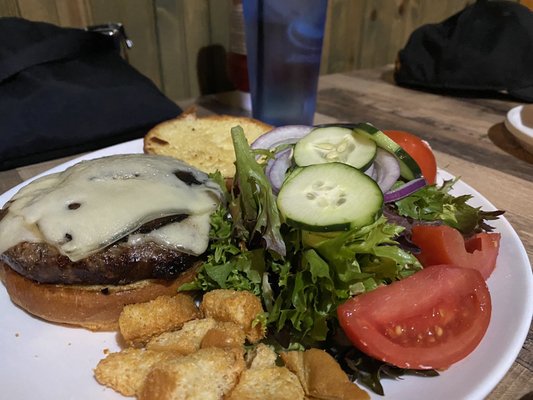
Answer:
[1,0,521,102]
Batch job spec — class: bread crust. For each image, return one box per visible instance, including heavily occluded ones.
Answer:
[0,263,199,331]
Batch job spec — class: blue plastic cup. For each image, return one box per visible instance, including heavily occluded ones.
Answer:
[243,0,328,126]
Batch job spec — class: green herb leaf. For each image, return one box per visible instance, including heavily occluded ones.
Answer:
[395,179,504,235]
[179,206,263,295]
[231,126,286,256]
[315,216,422,287]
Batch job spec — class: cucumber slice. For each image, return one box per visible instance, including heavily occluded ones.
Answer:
[293,126,376,170]
[351,123,422,181]
[277,163,383,232]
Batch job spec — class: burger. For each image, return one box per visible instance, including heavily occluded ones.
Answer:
[0,154,223,331]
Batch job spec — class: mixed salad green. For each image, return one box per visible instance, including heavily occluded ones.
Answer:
[180,125,503,394]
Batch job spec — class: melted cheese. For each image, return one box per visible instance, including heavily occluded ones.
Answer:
[0,154,222,261]
[128,214,212,255]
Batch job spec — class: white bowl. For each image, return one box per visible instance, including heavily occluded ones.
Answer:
[504,104,533,154]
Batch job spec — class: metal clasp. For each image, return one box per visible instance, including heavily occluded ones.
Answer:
[86,22,133,61]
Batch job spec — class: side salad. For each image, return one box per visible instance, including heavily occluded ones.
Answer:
[181,122,503,395]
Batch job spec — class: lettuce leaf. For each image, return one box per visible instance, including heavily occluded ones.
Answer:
[394,179,504,235]
[185,211,421,344]
[231,126,286,256]
[315,216,421,286]
[179,206,264,295]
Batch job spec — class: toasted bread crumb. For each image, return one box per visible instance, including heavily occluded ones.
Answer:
[146,317,217,354]
[281,349,369,400]
[94,348,179,396]
[119,294,200,347]
[200,289,265,343]
[227,366,304,400]
[138,347,245,400]
[200,321,246,349]
[246,343,278,369]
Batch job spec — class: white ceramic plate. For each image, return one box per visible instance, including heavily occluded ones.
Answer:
[1,140,532,400]
[505,104,533,154]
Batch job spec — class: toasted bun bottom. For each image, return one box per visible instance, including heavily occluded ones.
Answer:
[0,263,199,331]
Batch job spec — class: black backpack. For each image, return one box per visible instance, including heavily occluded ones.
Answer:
[0,17,182,171]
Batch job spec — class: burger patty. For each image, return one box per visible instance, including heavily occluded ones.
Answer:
[1,240,201,285]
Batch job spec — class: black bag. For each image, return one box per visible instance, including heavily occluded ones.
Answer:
[394,0,533,102]
[0,17,182,171]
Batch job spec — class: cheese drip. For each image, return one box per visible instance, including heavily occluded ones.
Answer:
[0,154,222,261]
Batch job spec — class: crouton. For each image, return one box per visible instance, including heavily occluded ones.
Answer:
[94,348,179,396]
[146,317,217,354]
[226,366,305,400]
[119,293,200,347]
[200,322,246,349]
[138,347,245,400]
[146,318,245,354]
[281,348,369,400]
[200,289,265,343]
[246,343,278,369]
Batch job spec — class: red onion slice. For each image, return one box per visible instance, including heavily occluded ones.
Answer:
[266,147,293,194]
[374,148,401,192]
[251,125,313,150]
[364,163,377,180]
[384,177,427,202]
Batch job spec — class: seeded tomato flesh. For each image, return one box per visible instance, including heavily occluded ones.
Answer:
[337,264,492,370]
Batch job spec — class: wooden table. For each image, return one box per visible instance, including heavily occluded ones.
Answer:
[1,65,532,399]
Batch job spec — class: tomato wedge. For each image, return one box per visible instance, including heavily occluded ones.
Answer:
[383,130,437,185]
[411,225,501,279]
[337,265,491,370]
